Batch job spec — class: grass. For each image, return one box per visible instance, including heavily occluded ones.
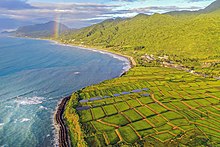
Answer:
[148,103,167,113]
[114,102,130,112]
[103,105,117,116]
[123,109,142,122]
[126,99,141,107]
[153,132,174,142]
[92,121,115,132]
[148,115,167,127]
[162,111,184,120]
[92,107,105,119]
[136,106,156,117]
[80,110,92,122]
[156,124,173,132]
[102,114,129,126]
[138,97,153,104]
[170,118,190,126]
[139,129,156,137]
[131,120,152,131]
[66,66,220,146]
[105,131,120,145]
[118,126,139,144]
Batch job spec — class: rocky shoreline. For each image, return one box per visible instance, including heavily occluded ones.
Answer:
[54,96,71,147]
[51,42,135,147]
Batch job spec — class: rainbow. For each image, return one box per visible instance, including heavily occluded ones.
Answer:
[54,14,61,38]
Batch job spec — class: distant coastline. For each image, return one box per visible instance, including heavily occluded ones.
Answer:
[50,41,135,73]
[9,35,135,73]
[53,42,137,68]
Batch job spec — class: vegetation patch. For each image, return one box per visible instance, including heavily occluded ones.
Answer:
[65,66,219,146]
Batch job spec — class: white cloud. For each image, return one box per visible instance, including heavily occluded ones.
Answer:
[0,0,208,30]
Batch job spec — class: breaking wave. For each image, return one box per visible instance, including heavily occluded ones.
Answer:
[15,96,45,105]
[20,118,31,123]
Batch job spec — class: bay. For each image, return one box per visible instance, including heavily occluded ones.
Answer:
[0,36,130,147]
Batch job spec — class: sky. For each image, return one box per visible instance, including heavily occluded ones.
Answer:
[0,0,216,31]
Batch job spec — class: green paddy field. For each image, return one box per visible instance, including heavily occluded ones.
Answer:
[65,66,220,146]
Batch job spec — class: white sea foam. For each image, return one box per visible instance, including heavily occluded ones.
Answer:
[123,62,131,70]
[5,105,13,108]
[39,105,48,110]
[20,118,31,122]
[15,96,45,105]
[13,119,18,123]
[74,72,80,75]
[0,123,4,127]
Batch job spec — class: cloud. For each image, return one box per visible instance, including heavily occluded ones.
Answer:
[96,5,202,19]
[111,0,146,2]
[0,2,121,29]
[128,5,202,13]
[188,0,210,2]
[0,0,36,10]
[111,0,136,1]
[0,0,205,31]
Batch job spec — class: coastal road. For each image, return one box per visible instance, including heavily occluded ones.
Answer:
[55,96,71,147]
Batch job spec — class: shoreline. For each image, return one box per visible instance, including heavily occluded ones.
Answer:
[8,35,135,146]
[50,40,135,146]
[53,42,137,68]
[10,35,136,68]
[50,41,133,75]
[54,96,71,147]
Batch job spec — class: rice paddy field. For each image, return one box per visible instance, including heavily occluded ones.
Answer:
[65,66,220,146]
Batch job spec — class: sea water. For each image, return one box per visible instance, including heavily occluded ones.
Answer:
[0,36,130,146]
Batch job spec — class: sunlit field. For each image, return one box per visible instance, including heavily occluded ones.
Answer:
[65,66,220,146]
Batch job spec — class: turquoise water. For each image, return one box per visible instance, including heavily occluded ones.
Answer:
[0,37,130,146]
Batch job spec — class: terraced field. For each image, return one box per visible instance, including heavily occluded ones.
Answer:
[65,66,220,146]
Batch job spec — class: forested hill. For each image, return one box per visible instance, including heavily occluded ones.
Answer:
[58,0,220,76]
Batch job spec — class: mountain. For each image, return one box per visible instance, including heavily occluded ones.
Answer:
[59,1,220,61]
[166,0,220,15]
[199,0,220,13]
[16,21,70,38]
[1,30,15,34]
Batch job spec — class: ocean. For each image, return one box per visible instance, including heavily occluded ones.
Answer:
[0,36,130,146]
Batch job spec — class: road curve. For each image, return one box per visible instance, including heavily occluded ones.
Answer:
[55,96,71,147]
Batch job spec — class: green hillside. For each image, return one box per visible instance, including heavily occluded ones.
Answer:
[60,11,220,59]
[58,8,220,77]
